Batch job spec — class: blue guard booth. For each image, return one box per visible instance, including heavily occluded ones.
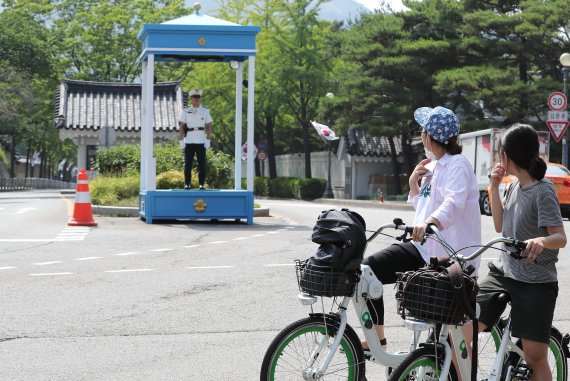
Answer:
[137,8,260,224]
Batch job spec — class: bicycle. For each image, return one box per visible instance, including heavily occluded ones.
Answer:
[388,226,570,381]
[260,218,451,381]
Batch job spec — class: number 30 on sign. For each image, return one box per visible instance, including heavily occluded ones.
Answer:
[548,92,567,111]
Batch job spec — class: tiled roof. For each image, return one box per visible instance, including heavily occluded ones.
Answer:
[55,79,186,132]
[345,128,404,157]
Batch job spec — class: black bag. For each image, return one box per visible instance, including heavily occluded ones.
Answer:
[396,261,477,325]
[310,208,367,272]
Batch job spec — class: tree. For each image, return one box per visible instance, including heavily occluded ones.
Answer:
[273,0,334,178]
[2,0,188,82]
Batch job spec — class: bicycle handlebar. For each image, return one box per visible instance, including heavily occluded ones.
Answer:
[369,219,529,265]
[366,218,414,243]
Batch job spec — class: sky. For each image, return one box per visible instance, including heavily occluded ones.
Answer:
[354,0,408,11]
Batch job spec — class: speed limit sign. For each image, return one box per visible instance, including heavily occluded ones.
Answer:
[548,92,567,111]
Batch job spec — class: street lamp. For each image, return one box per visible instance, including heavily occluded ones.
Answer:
[560,53,570,167]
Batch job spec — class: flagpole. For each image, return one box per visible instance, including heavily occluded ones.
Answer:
[323,141,334,198]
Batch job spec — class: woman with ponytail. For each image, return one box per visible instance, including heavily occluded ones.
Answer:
[477,123,567,380]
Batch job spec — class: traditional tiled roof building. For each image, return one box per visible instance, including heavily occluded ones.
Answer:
[55,79,185,169]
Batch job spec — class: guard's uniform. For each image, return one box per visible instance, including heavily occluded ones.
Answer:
[179,105,213,187]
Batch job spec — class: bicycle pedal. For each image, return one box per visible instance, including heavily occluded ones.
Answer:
[511,364,533,381]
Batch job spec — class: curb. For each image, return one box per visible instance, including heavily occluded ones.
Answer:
[310,198,414,211]
[91,205,271,218]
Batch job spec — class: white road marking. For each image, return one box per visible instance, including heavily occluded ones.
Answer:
[181,244,201,248]
[267,231,279,234]
[251,234,265,237]
[0,266,16,270]
[32,261,63,266]
[73,257,102,261]
[210,241,228,244]
[29,272,73,276]
[186,266,233,269]
[105,269,153,273]
[112,252,140,256]
[150,248,173,252]
[0,239,54,242]
[53,226,91,242]
[264,263,295,267]
[232,237,248,240]
[15,207,38,214]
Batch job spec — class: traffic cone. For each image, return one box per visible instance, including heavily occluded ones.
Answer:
[68,168,97,226]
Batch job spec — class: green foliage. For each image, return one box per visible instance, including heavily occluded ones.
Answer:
[205,150,234,189]
[93,142,234,191]
[268,177,299,198]
[155,142,184,173]
[297,178,326,200]
[156,169,186,189]
[254,176,270,196]
[93,144,140,175]
[241,176,271,196]
[90,175,140,205]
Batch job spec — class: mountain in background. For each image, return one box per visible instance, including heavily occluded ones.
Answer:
[185,0,369,23]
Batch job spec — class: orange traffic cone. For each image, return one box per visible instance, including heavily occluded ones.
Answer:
[68,168,97,226]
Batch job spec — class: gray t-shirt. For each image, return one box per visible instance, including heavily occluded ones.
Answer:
[493,179,563,283]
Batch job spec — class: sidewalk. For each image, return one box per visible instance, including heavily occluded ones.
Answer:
[310,197,413,211]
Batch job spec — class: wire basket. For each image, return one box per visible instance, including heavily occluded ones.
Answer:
[395,270,467,325]
[295,260,360,297]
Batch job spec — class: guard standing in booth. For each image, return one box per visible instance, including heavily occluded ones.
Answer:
[178,89,213,189]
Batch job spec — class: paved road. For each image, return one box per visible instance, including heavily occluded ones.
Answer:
[0,191,569,380]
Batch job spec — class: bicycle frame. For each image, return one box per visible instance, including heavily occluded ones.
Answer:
[430,316,523,381]
[299,263,433,377]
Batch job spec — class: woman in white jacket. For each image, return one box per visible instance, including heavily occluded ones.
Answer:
[361,106,482,350]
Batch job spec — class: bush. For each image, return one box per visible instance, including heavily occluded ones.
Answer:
[157,170,187,189]
[206,150,233,189]
[90,175,139,205]
[93,144,140,176]
[269,177,299,198]
[298,178,327,200]
[254,176,269,196]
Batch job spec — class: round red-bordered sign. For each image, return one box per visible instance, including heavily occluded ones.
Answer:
[548,92,567,111]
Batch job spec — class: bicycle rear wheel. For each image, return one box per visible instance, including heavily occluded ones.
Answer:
[260,315,365,381]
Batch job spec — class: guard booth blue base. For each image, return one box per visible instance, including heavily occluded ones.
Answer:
[139,189,254,224]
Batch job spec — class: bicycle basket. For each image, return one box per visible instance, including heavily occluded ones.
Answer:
[396,269,470,325]
[295,259,360,297]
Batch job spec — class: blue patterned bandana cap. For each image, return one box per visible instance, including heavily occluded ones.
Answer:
[413,106,459,144]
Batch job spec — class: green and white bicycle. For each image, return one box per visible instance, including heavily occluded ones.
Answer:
[389,228,570,381]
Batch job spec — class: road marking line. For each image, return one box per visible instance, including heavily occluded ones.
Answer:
[181,244,201,248]
[29,272,73,276]
[186,266,233,269]
[232,237,248,240]
[285,226,296,229]
[0,266,16,270]
[209,241,228,244]
[112,252,140,256]
[105,269,153,273]
[251,234,265,237]
[150,248,173,252]
[32,261,63,266]
[267,231,279,234]
[73,257,102,261]
[264,264,295,267]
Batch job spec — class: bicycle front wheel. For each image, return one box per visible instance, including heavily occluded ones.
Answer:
[260,315,365,381]
[389,347,459,381]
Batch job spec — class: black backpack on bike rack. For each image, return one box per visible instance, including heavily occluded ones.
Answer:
[310,208,367,272]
